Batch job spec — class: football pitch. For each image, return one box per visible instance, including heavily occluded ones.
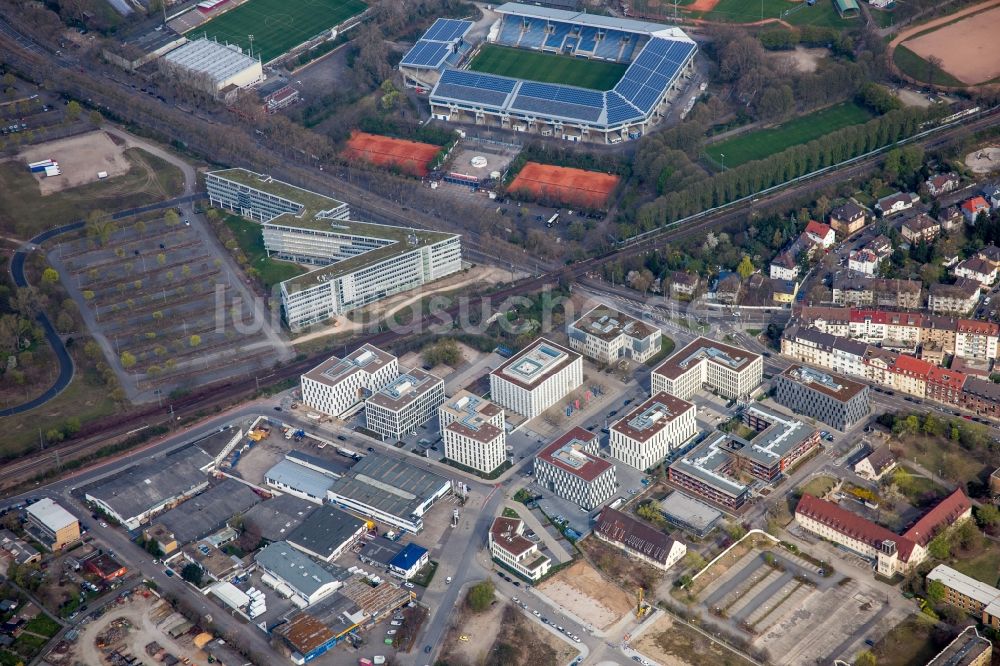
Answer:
[468,44,628,90]
[704,102,873,168]
[191,0,366,63]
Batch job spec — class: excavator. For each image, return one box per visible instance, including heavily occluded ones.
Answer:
[636,587,649,619]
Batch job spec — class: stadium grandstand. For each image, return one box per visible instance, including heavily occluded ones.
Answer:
[402,3,697,144]
[399,18,475,90]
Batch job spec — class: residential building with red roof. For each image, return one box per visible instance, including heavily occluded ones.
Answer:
[795,488,971,576]
[804,220,835,248]
[488,517,551,581]
[535,427,616,510]
[962,196,991,223]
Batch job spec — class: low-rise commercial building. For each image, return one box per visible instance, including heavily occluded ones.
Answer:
[388,543,429,580]
[534,427,616,510]
[287,504,368,563]
[652,337,762,401]
[300,345,398,418]
[326,454,451,533]
[795,489,971,576]
[490,338,583,419]
[243,495,317,543]
[439,391,506,475]
[594,506,686,571]
[254,541,348,606]
[160,38,263,99]
[610,392,696,471]
[774,365,871,431]
[658,492,722,537]
[488,517,551,581]
[265,457,339,505]
[364,369,445,440]
[25,499,79,551]
[567,306,662,364]
[147,478,260,547]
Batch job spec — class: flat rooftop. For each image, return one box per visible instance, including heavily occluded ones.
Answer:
[612,392,694,443]
[441,391,504,444]
[156,478,261,545]
[287,504,366,559]
[724,406,814,467]
[303,344,396,388]
[243,495,316,543]
[254,541,350,599]
[84,446,213,521]
[536,427,610,482]
[366,368,443,412]
[669,433,748,499]
[495,2,677,35]
[265,459,338,499]
[780,365,868,402]
[927,627,993,666]
[327,454,450,521]
[658,491,722,533]
[492,338,579,390]
[927,564,1000,607]
[655,336,760,380]
[208,169,459,291]
[26,498,77,532]
[162,38,258,85]
[570,306,658,342]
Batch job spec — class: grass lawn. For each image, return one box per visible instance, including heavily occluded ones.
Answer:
[0,148,184,240]
[950,548,1000,587]
[705,102,873,167]
[223,214,306,290]
[893,465,947,507]
[871,8,896,28]
[893,45,965,88]
[194,0,366,63]
[644,336,677,367]
[798,475,837,498]
[22,615,60,637]
[873,614,941,666]
[468,44,628,90]
[702,0,852,27]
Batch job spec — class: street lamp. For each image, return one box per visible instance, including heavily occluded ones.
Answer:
[720,152,726,171]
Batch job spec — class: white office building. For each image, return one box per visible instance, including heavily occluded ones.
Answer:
[206,169,462,330]
[300,344,398,418]
[489,338,583,419]
[652,337,763,401]
[439,391,507,475]
[488,517,551,581]
[567,306,662,364]
[365,369,446,440]
[610,392,697,471]
[534,427,616,510]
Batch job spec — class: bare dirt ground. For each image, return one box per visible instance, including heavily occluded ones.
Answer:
[70,592,207,666]
[20,131,130,195]
[439,597,508,665]
[894,88,933,108]
[633,613,755,666]
[537,560,632,631]
[904,5,1000,84]
[772,46,828,73]
[966,146,1000,174]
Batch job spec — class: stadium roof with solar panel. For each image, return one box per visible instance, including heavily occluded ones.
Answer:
[404,2,696,143]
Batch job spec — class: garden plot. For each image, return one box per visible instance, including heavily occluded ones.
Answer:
[54,213,287,399]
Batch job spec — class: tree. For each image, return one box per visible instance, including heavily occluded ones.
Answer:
[120,351,137,369]
[974,504,1000,530]
[189,334,201,347]
[854,650,877,666]
[41,268,60,285]
[422,339,461,367]
[89,110,102,126]
[737,255,755,279]
[181,563,203,586]
[164,210,180,227]
[466,581,495,612]
[928,533,950,560]
[65,100,81,121]
[926,579,945,603]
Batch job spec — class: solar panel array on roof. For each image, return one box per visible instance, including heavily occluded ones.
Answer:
[400,18,473,70]
[613,38,695,113]
[435,69,517,107]
[401,41,452,68]
[510,81,604,122]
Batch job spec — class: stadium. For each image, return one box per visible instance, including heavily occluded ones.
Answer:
[399,3,697,144]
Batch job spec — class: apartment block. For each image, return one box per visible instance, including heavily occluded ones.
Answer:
[301,344,398,418]
[652,337,762,401]
[489,339,582,419]
[610,392,696,471]
[534,427,616,510]
[365,369,445,440]
[926,565,1000,624]
[774,365,870,431]
[439,391,507,475]
[928,279,981,316]
[567,306,662,364]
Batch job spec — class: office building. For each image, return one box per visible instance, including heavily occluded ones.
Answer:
[388,543,429,580]
[668,433,751,509]
[488,517,551,581]
[490,338,583,419]
[439,391,507,475]
[326,454,451,533]
[206,169,462,330]
[610,392,696,470]
[364,369,445,440]
[567,306,662,364]
[652,337,762,401]
[301,345,399,418]
[25,499,79,551]
[534,427,616,510]
[774,365,871,431]
[594,506,686,570]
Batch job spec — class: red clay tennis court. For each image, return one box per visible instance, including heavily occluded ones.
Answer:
[509,162,620,208]
[342,131,440,177]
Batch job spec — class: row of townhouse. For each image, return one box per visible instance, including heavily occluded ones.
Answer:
[831,276,923,309]
[781,324,1000,417]
[794,306,1000,361]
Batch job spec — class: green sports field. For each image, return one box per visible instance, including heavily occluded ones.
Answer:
[468,44,628,90]
[192,0,366,63]
[704,102,873,167]
[703,0,851,28]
